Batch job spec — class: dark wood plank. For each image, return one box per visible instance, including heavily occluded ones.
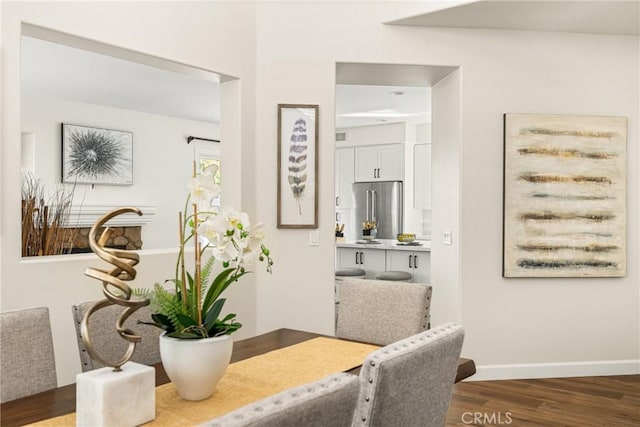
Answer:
[446,375,640,427]
[456,358,476,383]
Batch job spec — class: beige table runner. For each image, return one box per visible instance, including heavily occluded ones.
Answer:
[32,337,379,426]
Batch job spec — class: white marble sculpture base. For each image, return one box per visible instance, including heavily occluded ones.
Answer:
[76,362,155,427]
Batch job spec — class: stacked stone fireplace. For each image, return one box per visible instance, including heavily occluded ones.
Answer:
[69,226,143,253]
[65,204,155,254]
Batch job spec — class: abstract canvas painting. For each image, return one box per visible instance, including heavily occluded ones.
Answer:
[503,114,626,278]
[277,104,318,228]
[62,123,133,185]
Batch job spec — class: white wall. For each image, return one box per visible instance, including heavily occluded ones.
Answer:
[22,95,219,249]
[1,1,258,386]
[431,69,462,326]
[2,1,638,388]
[253,1,639,378]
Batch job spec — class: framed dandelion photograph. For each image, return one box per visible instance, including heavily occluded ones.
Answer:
[62,123,133,185]
[277,104,318,229]
[503,114,627,278]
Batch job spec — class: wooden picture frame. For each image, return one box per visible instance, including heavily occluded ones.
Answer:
[503,113,626,277]
[277,104,319,229]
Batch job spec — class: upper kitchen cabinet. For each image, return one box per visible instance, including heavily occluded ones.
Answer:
[354,144,404,182]
[335,147,355,208]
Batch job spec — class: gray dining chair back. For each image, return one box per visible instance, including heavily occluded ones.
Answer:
[72,300,162,371]
[201,373,360,427]
[351,323,464,427]
[0,306,58,403]
[336,279,432,345]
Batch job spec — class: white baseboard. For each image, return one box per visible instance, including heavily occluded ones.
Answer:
[467,359,640,381]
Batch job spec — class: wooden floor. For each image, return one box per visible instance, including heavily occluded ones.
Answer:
[446,375,639,426]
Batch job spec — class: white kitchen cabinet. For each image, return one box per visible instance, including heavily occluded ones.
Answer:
[335,147,354,208]
[354,144,403,182]
[386,250,431,283]
[336,247,386,279]
[413,143,431,210]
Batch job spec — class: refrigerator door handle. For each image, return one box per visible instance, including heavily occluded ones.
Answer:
[371,190,377,223]
[366,190,371,222]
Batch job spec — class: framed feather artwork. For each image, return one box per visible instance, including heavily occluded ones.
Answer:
[503,114,626,278]
[277,104,319,228]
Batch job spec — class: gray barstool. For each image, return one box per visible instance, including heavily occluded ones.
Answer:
[375,271,412,282]
[335,268,366,281]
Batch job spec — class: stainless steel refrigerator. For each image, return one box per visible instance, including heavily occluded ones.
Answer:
[352,181,403,240]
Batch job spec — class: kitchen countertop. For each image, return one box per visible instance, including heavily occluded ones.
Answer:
[336,239,431,252]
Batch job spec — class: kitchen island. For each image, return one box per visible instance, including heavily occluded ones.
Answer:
[336,239,431,282]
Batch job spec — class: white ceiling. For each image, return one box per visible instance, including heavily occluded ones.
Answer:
[387,0,640,36]
[335,85,431,129]
[22,36,220,124]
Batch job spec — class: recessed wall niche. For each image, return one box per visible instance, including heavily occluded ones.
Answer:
[20,24,228,255]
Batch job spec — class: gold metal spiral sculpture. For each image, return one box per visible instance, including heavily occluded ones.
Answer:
[82,207,150,371]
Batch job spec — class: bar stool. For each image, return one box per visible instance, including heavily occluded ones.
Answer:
[335,268,366,281]
[375,270,412,282]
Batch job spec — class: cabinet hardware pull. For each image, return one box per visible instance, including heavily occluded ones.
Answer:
[355,252,359,264]
[377,168,380,178]
[409,254,413,268]
[336,196,339,206]
[414,255,418,269]
[360,252,364,264]
[336,212,339,222]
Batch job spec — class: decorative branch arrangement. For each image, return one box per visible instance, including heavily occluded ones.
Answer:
[21,173,77,257]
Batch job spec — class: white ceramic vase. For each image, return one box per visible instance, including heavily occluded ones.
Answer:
[159,333,233,401]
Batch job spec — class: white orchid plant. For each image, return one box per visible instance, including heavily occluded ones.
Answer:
[141,163,273,339]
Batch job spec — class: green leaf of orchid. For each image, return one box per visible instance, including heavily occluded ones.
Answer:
[167,331,201,339]
[175,313,197,329]
[204,298,226,332]
[202,268,235,314]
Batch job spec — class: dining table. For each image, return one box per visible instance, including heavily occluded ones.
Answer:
[0,328,476,427]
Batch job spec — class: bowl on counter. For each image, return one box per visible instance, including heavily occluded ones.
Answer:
[397,233,416,242]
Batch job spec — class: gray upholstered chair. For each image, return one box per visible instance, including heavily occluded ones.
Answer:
[200,372,359,427]
[336,279,432,345]
[0,307,57,403]
[351,323,464,427]
[72,300,162,371]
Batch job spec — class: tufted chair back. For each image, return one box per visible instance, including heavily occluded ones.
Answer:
[351,323,464,427]
[201,372,359,427]
[71,300,162,371]
[336,279,432,345]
